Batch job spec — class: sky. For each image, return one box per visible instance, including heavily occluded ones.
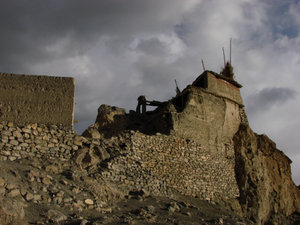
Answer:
[0,0,299,184]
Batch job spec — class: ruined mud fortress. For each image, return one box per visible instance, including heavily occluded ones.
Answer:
[0,70,299,224]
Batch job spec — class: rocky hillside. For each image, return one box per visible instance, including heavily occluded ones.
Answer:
[0,157,254,225]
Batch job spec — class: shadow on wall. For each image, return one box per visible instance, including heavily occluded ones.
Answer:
[82,103,176,139]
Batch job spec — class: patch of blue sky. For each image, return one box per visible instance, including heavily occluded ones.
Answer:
[266,1,299,39]
[174,23,189,41]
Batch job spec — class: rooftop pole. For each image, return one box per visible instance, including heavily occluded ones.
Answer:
[222,47,226,67]
[230,38,232,65]
[201,59,206,71]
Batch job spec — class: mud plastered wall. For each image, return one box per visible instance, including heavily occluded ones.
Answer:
[0,73,74,128]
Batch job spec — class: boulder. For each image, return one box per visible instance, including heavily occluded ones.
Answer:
[6,189,20,198]
[82,126,101,139]
[46,209,67,223]
[84,199,94,205]
[73,146,110,169]
[0,178,5,187]
[0,198,25,223]
[82,104,128,138]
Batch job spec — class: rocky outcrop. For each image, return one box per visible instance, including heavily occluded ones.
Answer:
[233,124,300,224]
[83,104,128,138]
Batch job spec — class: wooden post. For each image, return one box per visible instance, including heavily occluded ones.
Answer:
[230,38,232,65]
[201,59,206,71]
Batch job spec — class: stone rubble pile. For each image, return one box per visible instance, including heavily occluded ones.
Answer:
[0,162,111,212]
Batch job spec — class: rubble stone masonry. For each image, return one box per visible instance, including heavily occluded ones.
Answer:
[0,121,78,161]
[0,121,240,202]
[102,131,240,201]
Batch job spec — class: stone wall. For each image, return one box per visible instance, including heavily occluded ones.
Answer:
[102,131,240,201]
[0,120,240,202]
[0,73,75,128]
[0,121,80,161]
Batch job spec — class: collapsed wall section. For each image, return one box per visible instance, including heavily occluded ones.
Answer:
[0,73,75,128]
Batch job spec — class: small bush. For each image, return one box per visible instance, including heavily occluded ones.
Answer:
[220,62,234,79]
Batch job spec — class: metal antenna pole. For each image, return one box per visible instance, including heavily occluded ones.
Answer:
[230,38,232,65]
[222,47,226,67]
[201,59,205,71]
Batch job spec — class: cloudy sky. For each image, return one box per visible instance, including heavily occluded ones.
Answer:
[0,0,299,184]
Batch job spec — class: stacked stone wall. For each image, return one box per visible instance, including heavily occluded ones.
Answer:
[102,132,240,201]
[0,121,240,202]
[0,121,81,161]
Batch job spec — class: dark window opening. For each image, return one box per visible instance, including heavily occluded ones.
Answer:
[172,92,189,112]
[192,74,208,88]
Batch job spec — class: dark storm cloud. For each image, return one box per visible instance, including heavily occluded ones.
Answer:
[245,87,297,115]
[0,0,194,121]
[0,0,189,73]
[136,38,170,57]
